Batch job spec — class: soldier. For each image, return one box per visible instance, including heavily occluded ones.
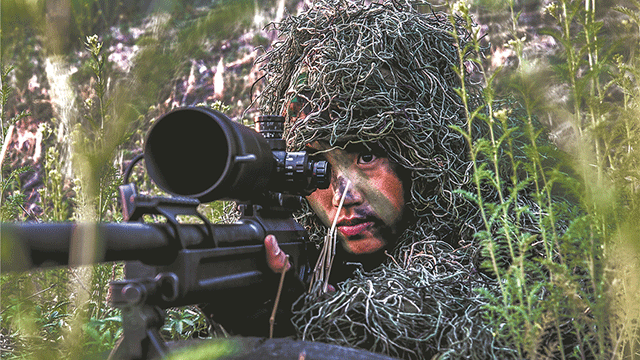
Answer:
[258,0,545,358]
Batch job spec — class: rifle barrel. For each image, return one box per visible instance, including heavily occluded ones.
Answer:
[1,222,264,271]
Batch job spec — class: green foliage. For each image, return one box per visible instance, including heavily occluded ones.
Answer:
[0,272,71,359]
[0,169,30,221]
[37,124,75,221]
[0,65,32,221]
[83,315,123,353]
[0,66,31,134]
[450,0,640,358]
[2,2,258,356]
[162,307,211,341]
[72,35,125,222]
[0,264,123,359]
[0,1,44,59]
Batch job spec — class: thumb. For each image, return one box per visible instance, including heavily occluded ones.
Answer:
[265,235,291,272]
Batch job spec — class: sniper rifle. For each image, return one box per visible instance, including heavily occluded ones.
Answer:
[1,107,331,359]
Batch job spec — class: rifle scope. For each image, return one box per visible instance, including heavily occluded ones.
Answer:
[144,107,330,202]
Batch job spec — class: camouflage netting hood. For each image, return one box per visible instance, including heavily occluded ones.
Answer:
[257,0,489,247]
[255,0,521,358]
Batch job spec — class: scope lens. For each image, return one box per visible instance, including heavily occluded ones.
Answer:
[145,109,229,197]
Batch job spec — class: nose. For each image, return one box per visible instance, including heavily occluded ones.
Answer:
[331,173,363,207]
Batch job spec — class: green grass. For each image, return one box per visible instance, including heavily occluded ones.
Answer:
[447,0,640,358]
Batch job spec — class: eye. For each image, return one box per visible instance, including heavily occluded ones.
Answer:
[357,153,378,164]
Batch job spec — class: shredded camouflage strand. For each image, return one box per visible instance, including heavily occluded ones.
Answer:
[293,240,518,359]
[309,180,351,295]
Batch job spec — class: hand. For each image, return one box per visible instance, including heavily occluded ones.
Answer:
[264,234,291,273]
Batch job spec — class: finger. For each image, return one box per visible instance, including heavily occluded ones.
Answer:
[265,235,290,272]
[264,235,291,272]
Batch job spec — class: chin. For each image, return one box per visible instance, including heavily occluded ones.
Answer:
[342,237,386,255]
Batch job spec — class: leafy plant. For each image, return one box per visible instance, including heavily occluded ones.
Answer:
[71,34,124,222]
[0,64,32,221]
[37,124,75,221]
[83,314,123,353]
[447,0,640,358]
[0,34,125,360]
[162,307,211,341]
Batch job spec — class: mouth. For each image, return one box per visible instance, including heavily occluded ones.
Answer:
[336,217,376,237]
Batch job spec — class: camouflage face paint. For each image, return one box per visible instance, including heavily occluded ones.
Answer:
[305,141,407,254]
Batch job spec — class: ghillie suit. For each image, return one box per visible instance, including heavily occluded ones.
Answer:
[255,0,577,359]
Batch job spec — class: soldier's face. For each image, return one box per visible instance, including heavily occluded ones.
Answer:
[306,142,407,254]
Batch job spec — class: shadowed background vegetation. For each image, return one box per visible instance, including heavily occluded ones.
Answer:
[0,0,639,359]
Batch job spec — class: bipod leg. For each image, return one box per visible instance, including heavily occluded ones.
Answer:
[109,278,169,360]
